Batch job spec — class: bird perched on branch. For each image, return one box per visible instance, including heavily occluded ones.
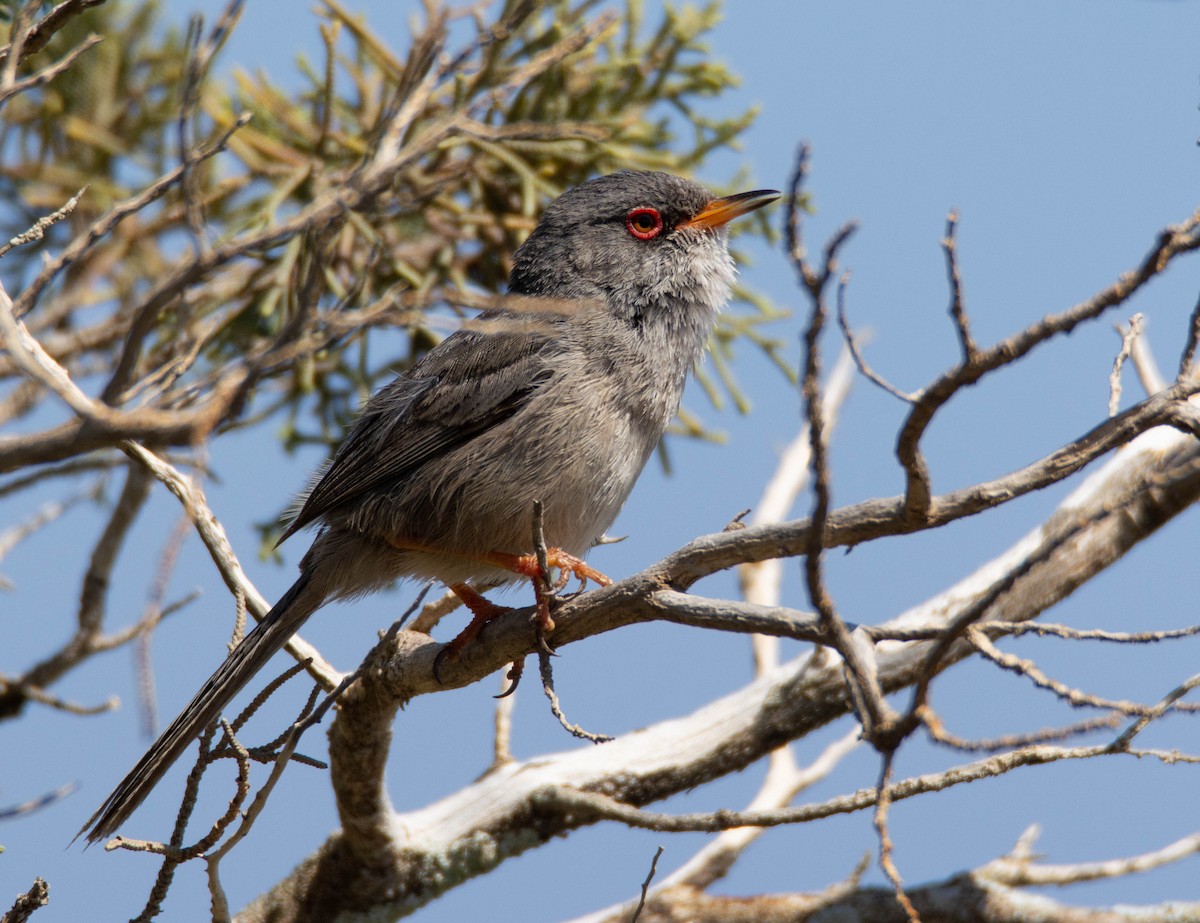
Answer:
[82,170,779,843]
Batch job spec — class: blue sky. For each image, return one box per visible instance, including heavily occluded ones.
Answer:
[4,2,1200,920]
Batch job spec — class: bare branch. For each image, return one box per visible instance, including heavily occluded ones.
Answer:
[786,143,893,743]
[1110,671,1200,751]
[119,443,341,691]
[836,276,917,402]
[1130,325,1167,395]
[982,828,1200,888]
[2,877,49,923]
[0,187,86,259]
[177,0,245,259]
[0,677,116,717]
[0,0,107,63]
[657,729,860,894]
[538,649,612,744]
[739,344,855,673]
[0,783,79,821]
[873,755,920,923]
[13,114,252,319]
[924,710,1123,753]
[630,846,664,923]
[1179,289,1200,381]
[967,627,1187,718]
[527,742,1112,835]
[0,482,97,574]
[942,210,977,361]
[897,205,1200,521]
[0,32,101,108]
[1109,313,1143,416]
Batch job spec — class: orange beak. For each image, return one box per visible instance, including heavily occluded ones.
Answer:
[678,188,780,230]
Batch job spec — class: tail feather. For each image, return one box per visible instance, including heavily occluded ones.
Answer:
[79,573,324,844]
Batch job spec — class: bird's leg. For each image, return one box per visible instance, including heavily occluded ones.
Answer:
[433,583,509,683]
[442,582,505,649]
[433,573,566,683]
[385,535,612,681]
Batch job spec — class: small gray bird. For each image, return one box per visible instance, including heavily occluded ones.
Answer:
[81,171,779,843]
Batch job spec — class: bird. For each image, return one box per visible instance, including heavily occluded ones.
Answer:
[80,170,780,843]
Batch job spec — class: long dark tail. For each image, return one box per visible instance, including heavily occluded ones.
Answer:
[79,573,326,844]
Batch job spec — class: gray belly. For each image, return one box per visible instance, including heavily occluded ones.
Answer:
[329,379,662,588]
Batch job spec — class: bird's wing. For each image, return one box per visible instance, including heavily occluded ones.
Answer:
[279,317,561,542]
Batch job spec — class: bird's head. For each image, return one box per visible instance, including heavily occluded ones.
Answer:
[509,171,779,329]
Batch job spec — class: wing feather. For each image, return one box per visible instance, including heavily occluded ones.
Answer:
[279,316,562,542]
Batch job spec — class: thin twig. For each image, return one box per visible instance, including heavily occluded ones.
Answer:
[0,187,86,259]
[1178,289,1200,381]
[538,649,611,744]
[0,0,107,62]
[14,113,252,317]
[922,707,1122,752]
[629,846,665,923]
[982,828,1200,887]
[534,741,1114,834]
[0,482,98,570]
[873,754,921,923]
[0,0,37,94]
[897,204,1200,521]
[1109,671,1200,751]
[739,345,856,674]
[835,278,916,402]
[0,32,101,108]
[119,442,341,690]
[873,619,1200,645]
[1109,313,1144,416]
[968,627,1184,718]
[786,143,891,742]
[942,210,977,361]
[0,782,79,820]
[135,513,193,737]
[0,677,116,716]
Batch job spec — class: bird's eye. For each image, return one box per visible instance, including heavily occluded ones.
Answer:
[625,207,664,240]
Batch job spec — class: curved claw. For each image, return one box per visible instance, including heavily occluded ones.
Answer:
[536,630,557,658]
[433,646,452,685]
[494,658,526,698]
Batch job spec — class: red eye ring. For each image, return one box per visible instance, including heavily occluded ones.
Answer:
[625,207,664,240]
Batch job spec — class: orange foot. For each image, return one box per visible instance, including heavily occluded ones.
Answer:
[483,548,613,630]
[432,548,612,683]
